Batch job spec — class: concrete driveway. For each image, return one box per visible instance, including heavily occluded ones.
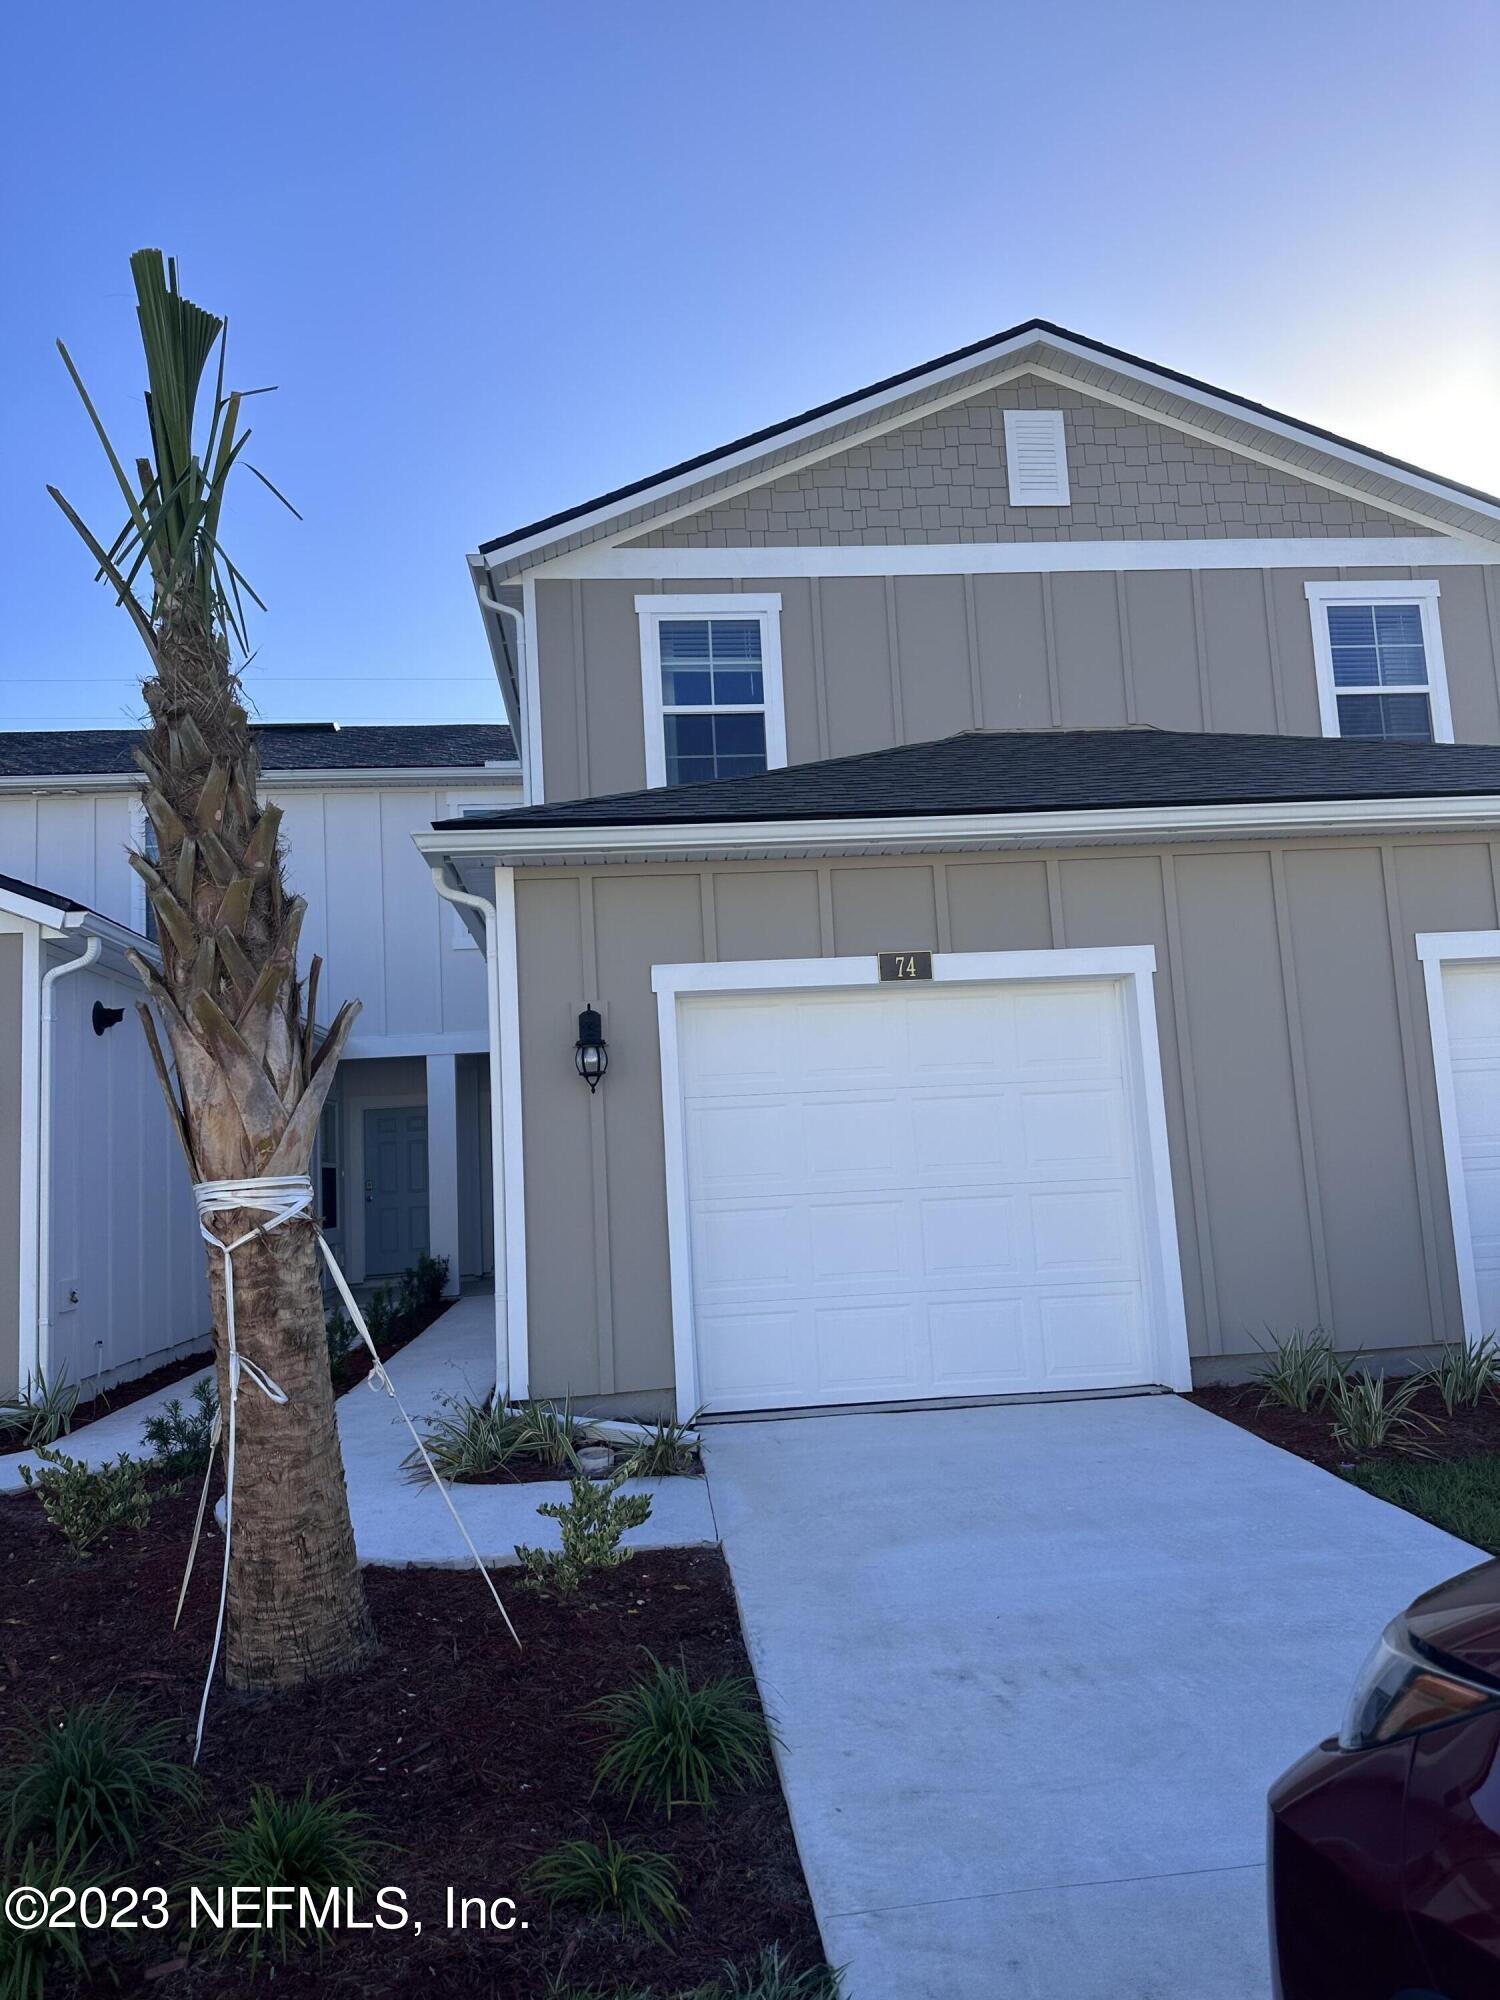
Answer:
[702,1394,1485,2000]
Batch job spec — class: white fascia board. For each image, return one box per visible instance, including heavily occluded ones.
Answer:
[531,536,1499,582]
[415,792,1500,872]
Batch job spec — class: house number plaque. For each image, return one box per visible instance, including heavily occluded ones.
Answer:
[878,950,933,982]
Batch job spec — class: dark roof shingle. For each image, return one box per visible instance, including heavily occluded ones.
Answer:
[0,723,516,780]
[433,728,1500,833]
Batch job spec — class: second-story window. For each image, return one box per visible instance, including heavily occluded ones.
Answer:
[1304,580,1452,744]
[635,594,787,789]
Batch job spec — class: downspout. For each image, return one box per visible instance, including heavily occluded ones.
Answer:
[428,865,509,1402]
[34,933,100,1388]
[477,588,535,804]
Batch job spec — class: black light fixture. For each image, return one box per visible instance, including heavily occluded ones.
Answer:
[91,1001,126,1036]
[574,1005,608,1092]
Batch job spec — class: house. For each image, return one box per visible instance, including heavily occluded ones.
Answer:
[418,317,1500,1420]
[0,721,519,1395]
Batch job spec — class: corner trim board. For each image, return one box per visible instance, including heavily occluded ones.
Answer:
[1416,929,1500,1348]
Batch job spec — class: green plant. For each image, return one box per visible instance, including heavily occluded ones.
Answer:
[0,1841,93,2000]
[1251,1329,1339,1412]
[1345,1453,1500,1551]
[2,1698,197,1861]
[1427,1335,1500,1415]
[525,1833,684,1945]
[621,1412,703,1480]
[405,1392,585,1483]
[0,1370,80,1452]
[1327,1369,1438,1456]
[686,1949,844,2000]
[142,1377,218,1480]
[591,1654,773,1816]
[410,1252,448,1310]
[194,1782,382,1963]
[516,1470,653,1593]
[325,1307,357,1371]
[364,1288,394,1344]
[18,1450,152,1556]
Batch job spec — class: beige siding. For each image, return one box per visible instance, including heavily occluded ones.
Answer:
[0,935,22,1395]
[537,562,1500,799]
[513,837,1500,1406]
[622,381,1428,548]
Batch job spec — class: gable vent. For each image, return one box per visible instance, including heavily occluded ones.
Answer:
[1004,408,1070,507]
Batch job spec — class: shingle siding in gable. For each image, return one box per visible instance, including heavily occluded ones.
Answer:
[622,382,1431,548]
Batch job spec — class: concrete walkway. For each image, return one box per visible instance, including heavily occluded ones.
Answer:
[1,1295,717,1563]
[702,1395,1487,2000]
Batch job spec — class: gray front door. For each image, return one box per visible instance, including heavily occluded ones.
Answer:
[362,1108,429,1275]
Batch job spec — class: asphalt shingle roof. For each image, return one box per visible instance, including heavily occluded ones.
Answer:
[0,871,87,914]
[0,723,516,779]
[433,728,1500,832]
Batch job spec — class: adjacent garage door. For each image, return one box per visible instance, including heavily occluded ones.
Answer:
[1438,960,1500,1339]
[678,977,1155,1413]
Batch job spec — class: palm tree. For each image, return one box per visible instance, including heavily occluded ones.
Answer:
[49,249,374,1688]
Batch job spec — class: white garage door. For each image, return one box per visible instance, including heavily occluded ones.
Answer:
[1442,961,1500,1339]
[679,977,1155,1413]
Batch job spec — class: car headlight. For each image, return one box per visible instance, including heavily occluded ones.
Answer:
[1340,1618,1500,1750]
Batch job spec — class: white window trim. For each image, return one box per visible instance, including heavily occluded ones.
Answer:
[1003,408,1070,507]
[635,593,786,791]
[1304,578,1451,744]
[1416,930,1500,1348]
[649,945,1191,1420]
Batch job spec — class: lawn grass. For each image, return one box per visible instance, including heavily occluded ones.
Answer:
[1344,1453,1500,1552]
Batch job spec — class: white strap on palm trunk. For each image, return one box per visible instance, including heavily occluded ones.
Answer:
[184,1174,517,1762]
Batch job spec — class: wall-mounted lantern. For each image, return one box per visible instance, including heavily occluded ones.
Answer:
[91,1001,126,1036]
[575,1005,608,1092]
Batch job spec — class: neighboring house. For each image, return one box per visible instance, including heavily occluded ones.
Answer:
[0,873,206,1398]
[421,317,1500,1419]
[0,721,519,1393]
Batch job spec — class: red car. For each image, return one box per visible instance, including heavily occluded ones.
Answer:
[1270,1558,1500,1999]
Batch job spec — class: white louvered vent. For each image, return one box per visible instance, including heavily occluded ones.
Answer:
[1003,408,1070,507]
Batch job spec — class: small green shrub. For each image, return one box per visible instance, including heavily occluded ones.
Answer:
[1251,1329,1339,1412]
[142,1378,218,1480]
[687,1948,845,2000]
[591,1654,772,1816]
[1328,1370,1437,1456]
[516,1469,653,1593]
[0,1841,92,2000]
[406,1393,584,1482]
[410,1251,448,1310]
[1427,1335,1500,1414]
[512,1396,586,1472]
[325,1307,357,1372]
[622,1412,703,1480]
[18,1450,152,1556]
[193,1782,381,1964]
[2,1698,197,1860]
[525,1833,684,1945]
[364,1287,394,1344]
[0,1370,79,1452]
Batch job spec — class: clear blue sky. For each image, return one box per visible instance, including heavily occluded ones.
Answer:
[2,0,1496,734]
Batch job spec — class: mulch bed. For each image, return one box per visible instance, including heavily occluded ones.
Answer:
[1187,1382,1500,1468]
[331,1295,448,1395]
[0,1481,822,1999]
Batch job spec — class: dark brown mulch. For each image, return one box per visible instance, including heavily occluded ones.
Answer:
[0,1483,822,1999]
[1187,1382,1500,1468]
[330,1295,449,1394]
[0,1350,216,1456]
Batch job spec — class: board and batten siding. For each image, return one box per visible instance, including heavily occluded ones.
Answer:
[511,835,1500,1407]
[532,566,1500,801]
[0,934,23,1394]
[0,779,518,1049]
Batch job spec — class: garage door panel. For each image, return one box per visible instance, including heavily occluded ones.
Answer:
[1441,963,1500,1343]
[919,1194,1021,1279]
[809,1199,907,1282]
[679,978,1154,1411]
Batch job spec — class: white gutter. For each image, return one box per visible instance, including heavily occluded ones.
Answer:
[475,586,536,804]
[427,863,510,1402]
[0,764,522,798]
[33,933,100,1389]
[415,790,1500,871]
